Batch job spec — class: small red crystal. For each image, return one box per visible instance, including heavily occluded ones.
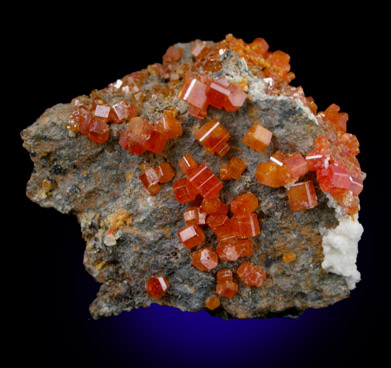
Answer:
[216,269,233,283]
[177,224,205,249]
[230,192,258,216]
[206,214,232,236]
[205,296,221,310]
[173,178,198,203]
[192,247,219,271]
[200,198,228,215]
[216,281,238,298]
[242,123,272,153]
[231,213,261,239]
[146,275,170,299]
[237,261,266,287]
[183,207,207,226]
[88,118,110,144]
[155,109,182,139]
[178,155,198,175]
[155,163,175,183]
[286,180,318,211]
[163,45,183,63]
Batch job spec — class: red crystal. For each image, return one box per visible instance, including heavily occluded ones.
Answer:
[192,248,219,271]
[163,45,183,63]
[216,269,233,283]
[172,178,198,203]
[200,198,228,215]
[206,214,232,236]
[119,117,153,155]
[231,213,261,239]
[242,123,273,153]
[177,224,205,249]
[155,163,175,183]
[323,103,348,132]
[88,118,109,144]
[188,164,223,199]
[179,78,209,114]
[230,192,258,216]
[178,155,198,175]
[216,280,238,298]
[193,120,231,157]
[183,207,207,226]
[93,104,111,120]
[317,163,352,193]
[286,180,318,211]
[237,261,266,287]
[283,152,309,179]
[207,77,231,109]
[205,296,220,310]
[109,101,139,123]
[139,167,161,195]
[155,109,182,139]
[146,275,170,299]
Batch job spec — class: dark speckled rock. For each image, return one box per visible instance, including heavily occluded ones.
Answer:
[21,40,350,320]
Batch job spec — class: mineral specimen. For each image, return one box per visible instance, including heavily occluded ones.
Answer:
[21,34,365,320]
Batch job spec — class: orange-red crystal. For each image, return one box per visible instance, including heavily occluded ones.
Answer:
[192,247,219,271]
[193,120,231,157]
[230,192,258,216]
[188,164,223,199]
[146,275,170,299]
[237,261,266,287]
[286,180,318,211]
[177,224,205,249]
[242,123,272,153]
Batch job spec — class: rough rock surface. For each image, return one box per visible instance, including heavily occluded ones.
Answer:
[21,38,355,320]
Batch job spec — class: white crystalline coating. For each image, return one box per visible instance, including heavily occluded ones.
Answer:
[320,196,364,289]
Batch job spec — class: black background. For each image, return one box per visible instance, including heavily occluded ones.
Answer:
[11,5,387,368]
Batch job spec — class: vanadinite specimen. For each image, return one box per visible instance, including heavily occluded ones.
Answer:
[21,34,365,320]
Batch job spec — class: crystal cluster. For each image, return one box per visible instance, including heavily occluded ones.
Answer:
[40,33,365,313]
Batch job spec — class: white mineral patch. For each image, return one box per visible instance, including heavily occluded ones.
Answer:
[320,196,364,289]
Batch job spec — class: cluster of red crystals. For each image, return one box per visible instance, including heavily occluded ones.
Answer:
[256,150,310,188]
[179,75,246,119]
[242,123,273,153]
[255,150,319,212]
[213,192,260,263]
[69,99,139,144]
[303,103,364,215]
[120,110,182,155]
[216,269,238,298]
[220,157,247,180]
[173,161,223,203]
[139,163,175,195]
[237,261,266,287]
[145,275,170,299]
[194,120,231,157]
